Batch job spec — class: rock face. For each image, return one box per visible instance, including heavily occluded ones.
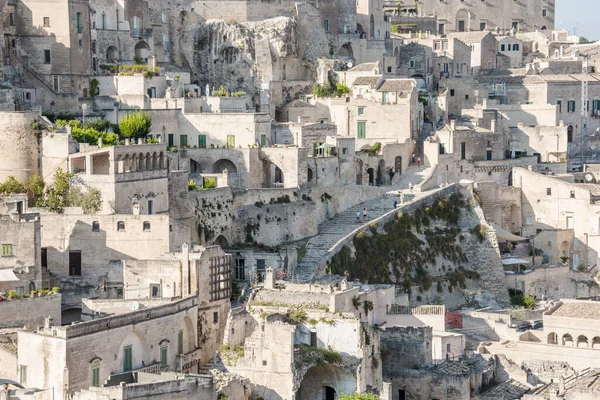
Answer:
[326,187,510,309]
[177,16,322,105]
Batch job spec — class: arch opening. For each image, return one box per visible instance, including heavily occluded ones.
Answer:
[134,41,151,61]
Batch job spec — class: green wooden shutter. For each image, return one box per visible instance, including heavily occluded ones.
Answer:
[178,330,184,355]
[123,346,132,371]
[199,135,206,148]
[92,366,100,387]
[357,122,366,139]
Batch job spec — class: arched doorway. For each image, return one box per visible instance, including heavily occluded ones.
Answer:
[377,159,387,185]
[308,168,313,182]
[568,125,574,143]
[508,171,513,186]
[275,166,284,184]
[356,160,363,185]
[339,44,354,58]
[395,156,402,174]
[297,365,355,400]
[367,168,374,185]
[106,46,118,63]
[562,333,573,346]
[118,331,150,372]
[212,159,237,173]
[134,40,150,61]
[456,9,470,32]
[369,14,375,39]
[215,235,230,249]
[547,332,558,344]
[190,159,202,174]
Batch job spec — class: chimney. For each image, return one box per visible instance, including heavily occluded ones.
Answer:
[450,119,456,130]
[44,316,53,329]
[148,55,157,70]
[132,203,141,215]
[264,266,275,289]
[98,137,103,147]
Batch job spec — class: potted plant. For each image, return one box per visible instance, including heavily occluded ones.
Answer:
[51,287,60,294]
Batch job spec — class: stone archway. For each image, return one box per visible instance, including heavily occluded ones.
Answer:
[297,365,356,400]
[367,168,375,185]
[339,44,354,58]
[215,235,230,249]
[568,125,574,143]
[308,168,313,182]
[456,9,470,32]
[134,40,150,61]
[106,46,118,63]
[212,159,238,173]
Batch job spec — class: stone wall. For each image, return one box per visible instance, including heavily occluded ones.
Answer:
[381,326,433,371]
[0,293,61,329]
[475,181,522,232]
[0,111,39,182]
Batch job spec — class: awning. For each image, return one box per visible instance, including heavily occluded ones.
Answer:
[0,269,19,282]
[491,223,527,242]
[502,258,530,265]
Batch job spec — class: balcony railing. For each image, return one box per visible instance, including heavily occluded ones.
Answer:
[176,348,203,371]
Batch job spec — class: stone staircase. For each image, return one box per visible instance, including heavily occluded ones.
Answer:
[293,164,433,281]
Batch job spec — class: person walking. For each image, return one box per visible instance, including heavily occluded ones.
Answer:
[417,157,421,167]
[1,383,10,400]
[362,208,367,221]
[411,152,416,164]
[356,211,361,223]
[393,200,398,209]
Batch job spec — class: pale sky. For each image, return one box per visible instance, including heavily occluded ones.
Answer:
[556,0,597,40]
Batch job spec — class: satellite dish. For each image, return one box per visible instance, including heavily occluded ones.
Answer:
[129,301,140,311]
[347,62,354,69]
[585,173,594,182]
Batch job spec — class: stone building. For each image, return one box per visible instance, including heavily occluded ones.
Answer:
[68,142,169,215]
[410,0,554,34]
[498,36,525,68]
[512,167,600,269]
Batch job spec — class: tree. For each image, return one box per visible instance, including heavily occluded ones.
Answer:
[339,394,380,400]
[118,111,152,139]
[0,176,26,196]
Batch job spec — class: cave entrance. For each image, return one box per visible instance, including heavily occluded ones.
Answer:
[323,386,336,400]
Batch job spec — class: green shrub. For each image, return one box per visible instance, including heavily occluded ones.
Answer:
[232,91,246,97]
[203,177,217,189]
[0,176,26,196]
[89,78,99,97]
[287,308,308,323]
[212,85,228,97]
[119,111,152,139]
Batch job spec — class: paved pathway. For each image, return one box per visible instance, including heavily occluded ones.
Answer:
[294,164,434,281]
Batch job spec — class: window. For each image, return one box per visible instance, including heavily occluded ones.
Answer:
[91,365,100,387]
[41,248,48,269]
[44,50,51,64]
[19,365,27,385]
[43,17,50,27]
[460,142,466,160]
[507,44,512,51]
[357,121,366,138]
[557,100,562,113]
[69,251,82,276]
[123,346,133,371]
[409,60,415,68]
[261,134,267,147]
[458,20,465,32]
[310,331,317,347]
[450,89,455,97]
[160,346,168,366]
[53,76,59,92]
[1,244,12,257]
[76,12,82,34]
[358,107,365,116]
[235,258,246,280]
[487,150,492,160]
[78,38,82,47]
[213,311,219,324]
[566,215,574,229]
[226,135,235,148]
[180,134,188,147]
[143,221,151,231]
[480,22,486,31]
[92,221,100,232]
[512,21,518,31]
[465,94,469,100]
[513,44,520,51]
[198,135,207,148]
[547,188,552,196]
[168,134,174,147]
[117,221,125,231]
[438,23,444,35]
[256,259,266,273]
[593,100,600,116]
[323,19,329,33]
[147,200,153,215]
[568,100,576,113]
[177,330,183,355]
[162,12,167,23]
[9,13,14,26]
[342,148,348,155]
[542,8,547,17]
[570,190,575,198]
[150,284,160,298]
[526,215,533,225]
[500,44,506,51]
[101,13,106,30]
[262,360,267,366]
